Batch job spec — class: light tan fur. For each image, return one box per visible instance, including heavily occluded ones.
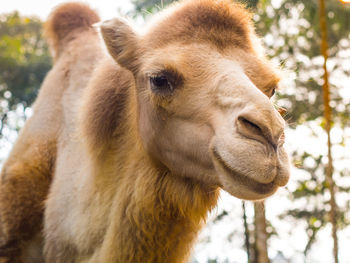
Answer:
[0,1,290,262]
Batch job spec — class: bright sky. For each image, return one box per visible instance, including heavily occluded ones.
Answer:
[0,0,134,20]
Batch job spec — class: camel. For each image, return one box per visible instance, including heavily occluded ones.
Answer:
[0,0,290,262]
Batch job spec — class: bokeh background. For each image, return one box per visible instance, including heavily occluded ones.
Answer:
[0,0,350,262]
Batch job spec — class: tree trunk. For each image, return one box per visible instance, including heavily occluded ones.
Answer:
[242,201,253,262]
[254,201,269,263]
[318,1,339,262]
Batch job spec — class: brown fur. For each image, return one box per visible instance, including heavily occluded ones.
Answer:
[0,142,54,261]
[143,0,253,50]
[80,60,133,156]
[44,2,100,60]
[0,3,102,262]
[0,1,290,262]
[101,20,141,73]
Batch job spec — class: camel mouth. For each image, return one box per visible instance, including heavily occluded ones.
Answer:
[212,148,278,197]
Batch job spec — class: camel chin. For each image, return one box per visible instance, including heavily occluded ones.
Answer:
[211,137,290,201]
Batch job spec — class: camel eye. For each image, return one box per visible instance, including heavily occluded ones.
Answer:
[150,75,174,95]
[271,88,276,97]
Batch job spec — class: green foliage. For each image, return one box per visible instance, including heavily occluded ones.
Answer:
[254,0,350,126]
[0,12,51,109]
[130,0,259,17]
[131,0,175,17]
[254,0,350,257]
[0,12,51,139]
[239,0,259,9]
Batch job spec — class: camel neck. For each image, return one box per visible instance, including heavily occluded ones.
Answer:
[95,150,220,262]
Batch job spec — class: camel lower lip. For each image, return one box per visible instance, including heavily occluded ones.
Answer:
[212,149,276,195]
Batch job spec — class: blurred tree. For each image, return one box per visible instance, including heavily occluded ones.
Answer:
[319,0,338,261]
[130,0,259,17]
[255,0,350,260]
[0,12,51,137]
[242,201,254,262]
[254,202,269,263]
[131,0,174,16]
[255,0,350,126]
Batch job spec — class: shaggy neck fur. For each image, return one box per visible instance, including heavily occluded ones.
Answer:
[82,77,220,262]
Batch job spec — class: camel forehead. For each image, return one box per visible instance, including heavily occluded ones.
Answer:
[142,0,253,50]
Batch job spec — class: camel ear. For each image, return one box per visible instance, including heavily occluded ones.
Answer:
[100,19,140,73]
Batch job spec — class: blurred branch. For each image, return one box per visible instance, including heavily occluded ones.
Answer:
[242,201,252,262]
[254,201,269,263]
[319,0,339,262]
[0,112,8,136]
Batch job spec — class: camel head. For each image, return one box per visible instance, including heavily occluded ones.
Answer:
[100,0,290,200]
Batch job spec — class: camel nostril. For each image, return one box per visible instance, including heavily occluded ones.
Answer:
[238,116,263,135]
[236,116,277,149]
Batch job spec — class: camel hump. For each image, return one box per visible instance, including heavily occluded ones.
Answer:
[44,2,100,59]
